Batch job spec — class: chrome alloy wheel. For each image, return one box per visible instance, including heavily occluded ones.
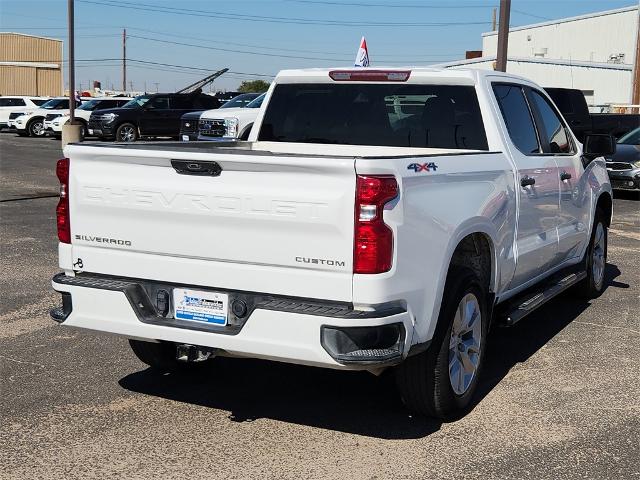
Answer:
[31,121,45,136]
[448,293,482,396]
[119,125,136,142]
[592,223,606,290]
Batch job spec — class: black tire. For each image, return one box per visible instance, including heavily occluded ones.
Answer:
[78,120,88,139]
[129,339,180,371]
[28,118,45,137]
[396,266,489,419]
[115,122,138,142]
[576,208,608,298]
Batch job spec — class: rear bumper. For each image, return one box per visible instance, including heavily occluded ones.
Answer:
[51,273,412,370]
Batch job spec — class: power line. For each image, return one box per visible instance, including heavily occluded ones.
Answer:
[124,26,460,59]
[126,34,459,63]
[284,0,494,8]
[77,0,491,27]
[126,34,350,62]
[512,9,551,21]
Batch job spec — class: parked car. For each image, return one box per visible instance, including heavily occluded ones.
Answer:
[198,93,265,140]
[45,97,131,138]
[605,127,640,191]
[545,87,640,142]
[179,110,204,141]
[52,68,614,419]
[213,91,242,105]
[219,93,262,109]
[11,97,74,137]
[0,96,49,129]
[88,92,219,141]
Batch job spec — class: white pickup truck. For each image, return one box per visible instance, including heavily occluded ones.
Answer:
[51,68,614,418]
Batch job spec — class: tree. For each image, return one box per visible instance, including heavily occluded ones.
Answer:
[237,80,270,93]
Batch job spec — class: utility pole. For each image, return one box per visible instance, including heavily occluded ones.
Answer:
[632,8,640,106]
[496,0,511,72]
[62,0,82,146]
[122,28,127,92]
[492,7,497,31]
[68,0,76,122]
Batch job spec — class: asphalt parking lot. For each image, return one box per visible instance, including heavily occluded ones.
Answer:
[1,132,639,480]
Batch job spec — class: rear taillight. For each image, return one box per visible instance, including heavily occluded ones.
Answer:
[56,158,70,243]
[354,175,398,274]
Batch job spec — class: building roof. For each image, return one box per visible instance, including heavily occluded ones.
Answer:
[0,32,63,43]
[482,5,638,37]
[434,55,634,72]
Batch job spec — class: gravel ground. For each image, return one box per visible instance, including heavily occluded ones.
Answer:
[1,132,639,480]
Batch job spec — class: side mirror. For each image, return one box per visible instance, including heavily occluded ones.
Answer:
[583,134,616,158]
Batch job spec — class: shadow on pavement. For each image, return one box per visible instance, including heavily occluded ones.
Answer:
[613,189,640,201]
[120,263,624,439]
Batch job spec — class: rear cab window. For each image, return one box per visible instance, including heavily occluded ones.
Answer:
[258,83,488,150]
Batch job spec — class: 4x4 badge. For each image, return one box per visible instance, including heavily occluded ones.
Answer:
[408,162,438,173]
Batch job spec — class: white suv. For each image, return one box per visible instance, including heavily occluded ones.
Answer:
[11,97,72,137]
[44,97,131,138]
[0,96,49,129]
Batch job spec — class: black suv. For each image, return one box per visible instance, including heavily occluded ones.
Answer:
[88,92,219,141]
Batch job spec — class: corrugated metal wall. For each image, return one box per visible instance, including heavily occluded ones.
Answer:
[0,33,63,96]
[0,33,62,63]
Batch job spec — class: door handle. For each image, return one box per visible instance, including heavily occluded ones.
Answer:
[560,171,572,181]
[520,176,536,187]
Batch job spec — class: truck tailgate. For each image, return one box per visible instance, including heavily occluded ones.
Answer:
[65,144,356,301]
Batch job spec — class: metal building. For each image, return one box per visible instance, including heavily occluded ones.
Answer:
[439,5,639,108]
[0,32,63,96]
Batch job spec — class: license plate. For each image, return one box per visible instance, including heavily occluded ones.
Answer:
[173,288,228,325]
[91,129,102,135]
[182,135,190,141]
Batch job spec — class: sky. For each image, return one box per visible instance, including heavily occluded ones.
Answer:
[0,0,636,93]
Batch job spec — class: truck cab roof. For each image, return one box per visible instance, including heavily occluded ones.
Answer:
[273,67,534,86]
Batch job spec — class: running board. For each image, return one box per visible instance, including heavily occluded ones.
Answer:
[497,270,587,326]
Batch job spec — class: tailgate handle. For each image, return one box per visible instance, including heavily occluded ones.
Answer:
[171,160,222,176]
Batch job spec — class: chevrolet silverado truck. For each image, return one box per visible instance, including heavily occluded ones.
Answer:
[51,68,614,419]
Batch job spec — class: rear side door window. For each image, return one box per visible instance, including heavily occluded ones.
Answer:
[493,84,540,155]
[147,96,171,110]
[527,90,574,154]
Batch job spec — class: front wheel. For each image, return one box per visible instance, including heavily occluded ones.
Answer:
[576,209,608,298]
[28,118,45,137]
[115,122,138,142]
[396,267,489,419]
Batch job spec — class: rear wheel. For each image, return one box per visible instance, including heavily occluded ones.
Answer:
[28,118,45,137]
[129,339,181,371]
[396,267,488,419]
[576,209,608,298]
[115,122,138,142]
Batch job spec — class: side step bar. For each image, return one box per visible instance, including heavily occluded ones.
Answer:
[497,270,587,326]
